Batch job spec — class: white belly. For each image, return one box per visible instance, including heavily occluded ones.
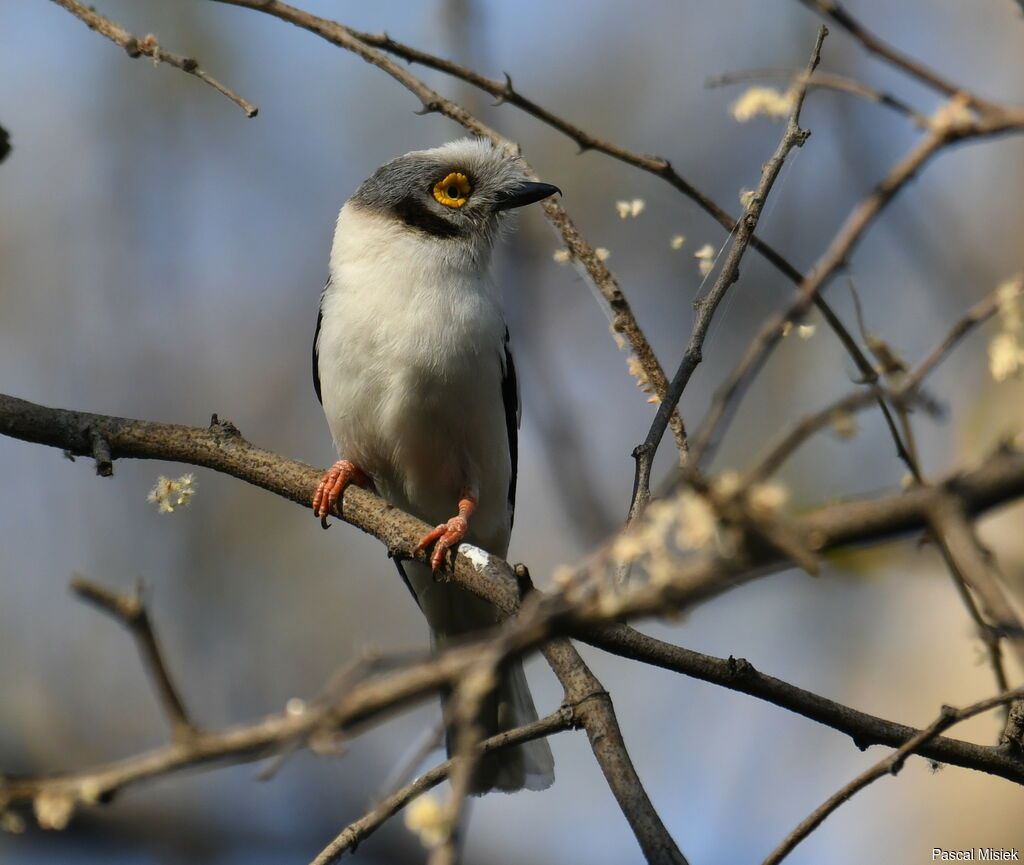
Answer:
[316,205,513,555]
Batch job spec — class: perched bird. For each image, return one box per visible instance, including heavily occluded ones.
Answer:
[311,138,559,793]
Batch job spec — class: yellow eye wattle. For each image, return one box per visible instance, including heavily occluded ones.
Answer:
[433,172,472,208]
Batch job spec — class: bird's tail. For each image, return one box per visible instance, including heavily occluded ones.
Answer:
[401,561,554,793]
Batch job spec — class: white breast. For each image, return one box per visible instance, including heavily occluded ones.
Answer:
[316,202,513,554]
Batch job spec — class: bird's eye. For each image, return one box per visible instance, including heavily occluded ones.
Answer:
[433,172,472,208]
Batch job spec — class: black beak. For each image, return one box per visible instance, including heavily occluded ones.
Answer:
[492,181,561,212]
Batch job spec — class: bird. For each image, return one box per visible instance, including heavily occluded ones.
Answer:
[311,138,559,793]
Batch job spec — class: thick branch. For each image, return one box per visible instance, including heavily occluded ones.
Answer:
[4,395,1024,800]
[583,625,1024,785]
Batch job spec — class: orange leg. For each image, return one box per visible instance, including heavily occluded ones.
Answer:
[415,492,478,571]
[312,459,371,529]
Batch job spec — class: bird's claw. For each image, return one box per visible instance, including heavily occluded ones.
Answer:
[416,516,469,571]
[312,460,368,528]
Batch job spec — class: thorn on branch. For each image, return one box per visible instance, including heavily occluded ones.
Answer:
[999,700,1024,755]
[89,428,113,476]
[513,562,534,600]
[208,413,242,440]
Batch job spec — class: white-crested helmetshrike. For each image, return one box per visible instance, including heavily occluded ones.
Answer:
[311,139,559,793]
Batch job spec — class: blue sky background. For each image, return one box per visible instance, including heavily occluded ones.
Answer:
[2,1,1024,863]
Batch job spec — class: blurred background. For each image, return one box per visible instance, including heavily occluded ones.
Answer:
[2,0,1024,862]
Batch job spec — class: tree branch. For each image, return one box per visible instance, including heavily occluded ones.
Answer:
[582,625,1024,785]
[50,0,258,117]
[5,394,1024,786]
[70,576,198,743]
[761,687,1024,865]
[627,27,827,521]
[793,0,987,105]
[689,98,1024,467]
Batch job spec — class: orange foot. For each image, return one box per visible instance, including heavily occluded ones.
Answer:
[312,460,371,529]
[415,493,478,570]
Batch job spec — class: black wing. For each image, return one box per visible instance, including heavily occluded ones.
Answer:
[312,280,327,405]
[501,328,520,523]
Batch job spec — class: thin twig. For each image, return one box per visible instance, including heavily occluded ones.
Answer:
[376,718,445,800]
[309,708,574,865]
[70,576,197,742]
[706,67,928,126]
[627,27,827,523]
[0,639,529,822]
[761,686,1024,865]
[50,0,258,117]
[850,282,1014,699]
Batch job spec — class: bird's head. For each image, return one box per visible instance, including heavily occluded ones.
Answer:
[349,138,560,245]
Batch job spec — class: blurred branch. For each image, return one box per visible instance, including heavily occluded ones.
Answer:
[628,27,826,523]
[0,638,568,831]
[428,649,502,865]
[745,284,1003,485]
[706,67,929,126]
[761,686,1024,865]
[927,500,1024,749]
[211,0,687,460]
[927,497,1024,670]
[49,0,258,117]
[564,441,1024,632]
[70,576,198,743]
